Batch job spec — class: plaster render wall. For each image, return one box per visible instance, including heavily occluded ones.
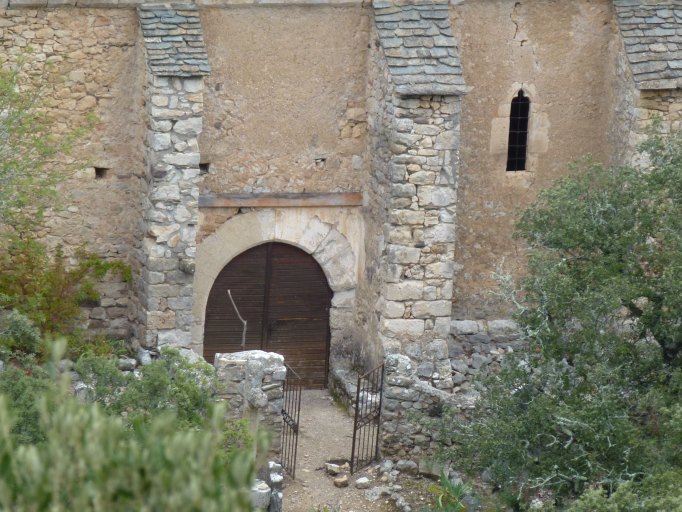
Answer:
[198,6,370,195]
[0,8,146,337]
[451,0,619,318]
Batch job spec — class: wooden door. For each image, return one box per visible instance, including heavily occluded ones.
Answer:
[204,243,332,388]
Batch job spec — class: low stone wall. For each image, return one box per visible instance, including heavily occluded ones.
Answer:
[213,350,285,512]
[213,350,285,454]
[380,319,522,458]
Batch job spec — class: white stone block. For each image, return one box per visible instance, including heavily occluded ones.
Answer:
[157,329,192,348]
[183,78,204,93]
[450,320,481,335]
[151,184,181,202]
[417,186,456,207]
[411,300,452,318]
[387,244,421,264]
[298,216,332,253]
[173,117,203,136]
[487,319,520,337]
[381,318,424,338]
[386,282,423,301]
[162,152,200,167]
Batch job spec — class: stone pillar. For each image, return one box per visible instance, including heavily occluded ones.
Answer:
[378,94,460,391]
[137,4,210,351]
[368,0,467,391]
[214,351,286,454]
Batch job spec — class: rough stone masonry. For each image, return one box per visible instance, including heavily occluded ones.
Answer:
[3,0,682,461]
[137,3,209,351]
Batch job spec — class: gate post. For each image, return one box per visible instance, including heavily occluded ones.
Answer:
[213,351,286,454]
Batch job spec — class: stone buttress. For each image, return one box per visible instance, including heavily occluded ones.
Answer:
[366,0,467,455]
[136,3,209,351]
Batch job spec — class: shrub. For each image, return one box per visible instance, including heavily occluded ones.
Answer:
[76,349,218,428]
[75,349,252,451]
[0,395,259,511]
[0,236,131,351]
[432,130,682,507]
[570,470,682,512]
[0,361,52,445]
[0,309,41,355]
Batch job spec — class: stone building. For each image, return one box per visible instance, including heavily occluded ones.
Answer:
[2,0,681,450]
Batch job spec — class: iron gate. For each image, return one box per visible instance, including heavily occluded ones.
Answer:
[281,364,302,478]
[350,363,384,474]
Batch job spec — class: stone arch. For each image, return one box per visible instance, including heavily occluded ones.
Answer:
[191,209,358,360]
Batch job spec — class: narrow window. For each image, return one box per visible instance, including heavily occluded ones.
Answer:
[506,90,530,171]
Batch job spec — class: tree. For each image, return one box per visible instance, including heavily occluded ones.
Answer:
[436,129,682,507]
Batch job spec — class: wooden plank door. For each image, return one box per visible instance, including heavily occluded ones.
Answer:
[203,243,332,388]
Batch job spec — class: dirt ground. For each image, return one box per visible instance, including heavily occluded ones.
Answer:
[283,390,399,512]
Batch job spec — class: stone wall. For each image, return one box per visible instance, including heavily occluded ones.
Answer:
[368,1,464,392]
[452,0,619,319]
[136,4,208,350]
[214,350,286,454]
[198,5,370,195]
[0,6,146,338]
[380,316,523,457]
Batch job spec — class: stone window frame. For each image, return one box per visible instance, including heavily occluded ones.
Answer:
[506,90,531,172]
[490,83,549,176]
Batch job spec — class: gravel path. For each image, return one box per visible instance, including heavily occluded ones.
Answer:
[283,390,398,512]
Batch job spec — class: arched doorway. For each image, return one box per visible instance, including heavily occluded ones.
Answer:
[204,242,333,388]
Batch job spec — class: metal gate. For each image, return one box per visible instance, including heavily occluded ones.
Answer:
[281,365,303,478]
[350,363,384,474]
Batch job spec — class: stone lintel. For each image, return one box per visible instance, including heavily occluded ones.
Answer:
[199,192,364,208]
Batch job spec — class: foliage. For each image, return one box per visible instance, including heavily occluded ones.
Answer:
[0,360,52,445]
[569,469,682,512]
[0,235,131,341]
[425,472,469,512]
[65,335,129,360]
[76,350,217,427]
[0,61,92,231]
[0,395,259,511]
[432,130,682,506]
[75,349,252,450]
[0,309,42,355]
[0,344,262,510]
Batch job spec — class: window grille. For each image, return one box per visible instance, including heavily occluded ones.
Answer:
[506,90,530,171]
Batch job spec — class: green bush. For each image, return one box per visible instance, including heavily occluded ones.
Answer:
[432,130,682,507]
[0,309,41,354]
[0,395,259,511]
[570,470,682,512]
[75,349,252,451]
[0,236,130,337]
[76,349,218,428]
[0,361,52,445]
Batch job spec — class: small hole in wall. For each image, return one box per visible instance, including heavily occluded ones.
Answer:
[95,167,109,179]
[199,163,210,175]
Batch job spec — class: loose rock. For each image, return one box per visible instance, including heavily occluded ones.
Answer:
[333,475,349,488]
[355,476,371,489]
